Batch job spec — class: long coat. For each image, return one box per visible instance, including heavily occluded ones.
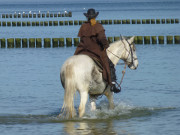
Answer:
[74,22,111,84]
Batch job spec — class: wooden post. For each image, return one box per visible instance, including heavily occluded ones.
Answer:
[44,21,48,26]
[122,20,126,24]
[68,12,72,17]
[175,19,179,24]
[27,21,31,26]
[2,22,6,26]
[142,19,146,24]
[151,36,157,44]
[117,20,121,24]
[113,20,117,24]
[161,19,165,24]
[156,19,160,24]
[134,36,138,44]
[146,19,150,24]
[132,19,136,24]
[17,22,21,26]
[166,36,173,44]
[49,21,53,26]
[33,14,36,18]
[46,13,49,18]
[1,38,6,48]
[158,36,164,44]
[15,38,21,48]
[7,38,14,48]
[66,38,72,47]
[73,38,79,46]
[22,38,28,48]
[54,14,57,18]
[69,20,73,25]
[32,22,36,26]
[29,38,35,48]
[108,37,113,44]
[101,20,105,24]
[53,21,58,26]
[59,38,64,47]
[40,21,44,26]
[59,21,64,26]
[105,20,109,25]
[52,38,59,47]
[29,14,32,18]
[74,20,79,25]
[14,14,17,18]
[79,20,83,25]
[137,36,143,44]
[65,21,68,25]
[38,13,41,18]
[109,20,112,24]
[42,13,45,18]
[137,19,141,24]
[126,19,130,24]
[174,36,180,44]
[2,14,5,18]
[18,14,21,18]
[50,13,53,18]
[36,38,42,48]
[114,36,120,41]
[144,36,150,44]
[151,19,155,24]
[22,22,27,26]
[7,22,11,27]
[44,38,51,48]
[166,19,171,24]
[36,21,39,26]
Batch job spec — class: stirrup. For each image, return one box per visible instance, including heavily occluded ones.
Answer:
[110,82,121,93]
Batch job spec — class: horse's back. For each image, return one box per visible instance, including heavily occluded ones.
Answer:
[60,55,95,85]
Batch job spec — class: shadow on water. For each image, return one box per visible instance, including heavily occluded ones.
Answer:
[0,101,176,125]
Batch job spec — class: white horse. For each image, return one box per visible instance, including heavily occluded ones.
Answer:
[60,36,138,118]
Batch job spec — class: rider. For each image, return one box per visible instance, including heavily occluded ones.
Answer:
[74,8,120,93]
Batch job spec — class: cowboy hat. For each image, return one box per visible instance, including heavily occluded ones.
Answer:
[83,8,99,19]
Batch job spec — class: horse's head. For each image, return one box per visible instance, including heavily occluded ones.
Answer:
[121,36,138,70]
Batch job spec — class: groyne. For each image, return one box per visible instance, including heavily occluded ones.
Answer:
[0,36,180,48]
[0,12,72,19]
[0,18,179,27]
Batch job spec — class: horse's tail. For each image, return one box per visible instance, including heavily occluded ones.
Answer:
[60,64,76,118]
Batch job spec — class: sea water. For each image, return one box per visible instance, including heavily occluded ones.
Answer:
[0,1,180,135]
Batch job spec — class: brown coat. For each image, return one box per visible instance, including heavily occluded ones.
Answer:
[74,22,111,84]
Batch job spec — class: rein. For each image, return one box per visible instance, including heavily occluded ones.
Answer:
[107,36,136,91]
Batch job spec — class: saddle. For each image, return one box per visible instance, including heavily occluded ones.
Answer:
[91,56,103,73]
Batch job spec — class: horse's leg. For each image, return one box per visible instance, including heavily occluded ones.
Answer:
[89,95,96,111]
[104,87,115,109]
[79,91,88,117]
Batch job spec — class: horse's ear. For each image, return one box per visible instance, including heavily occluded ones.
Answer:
[128,36,135,43]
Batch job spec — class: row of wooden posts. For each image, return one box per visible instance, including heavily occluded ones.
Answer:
[0,18,179,27]
[0,12,72,18]
[0,36,180,48]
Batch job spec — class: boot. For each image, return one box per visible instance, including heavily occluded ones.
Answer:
[109,59,121,93]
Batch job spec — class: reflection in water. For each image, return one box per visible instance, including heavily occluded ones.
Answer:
[64,120,118,135]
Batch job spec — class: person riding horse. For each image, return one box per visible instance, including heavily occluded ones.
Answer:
[74,8,120,93]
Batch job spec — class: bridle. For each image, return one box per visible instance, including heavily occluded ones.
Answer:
[121,36,138,68]
[107,36,137,67]
[107,36,138,91]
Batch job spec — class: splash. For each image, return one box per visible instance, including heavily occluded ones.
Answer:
[82,100,176,120]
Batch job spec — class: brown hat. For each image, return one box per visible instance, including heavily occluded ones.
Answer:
[83,8,99,19]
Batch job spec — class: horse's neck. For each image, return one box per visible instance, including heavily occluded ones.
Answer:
[106,41,125,66]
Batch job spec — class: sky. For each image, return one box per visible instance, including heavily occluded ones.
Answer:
[0,0,179,4]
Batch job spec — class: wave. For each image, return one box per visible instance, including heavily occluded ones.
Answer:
[0,101,176,125]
